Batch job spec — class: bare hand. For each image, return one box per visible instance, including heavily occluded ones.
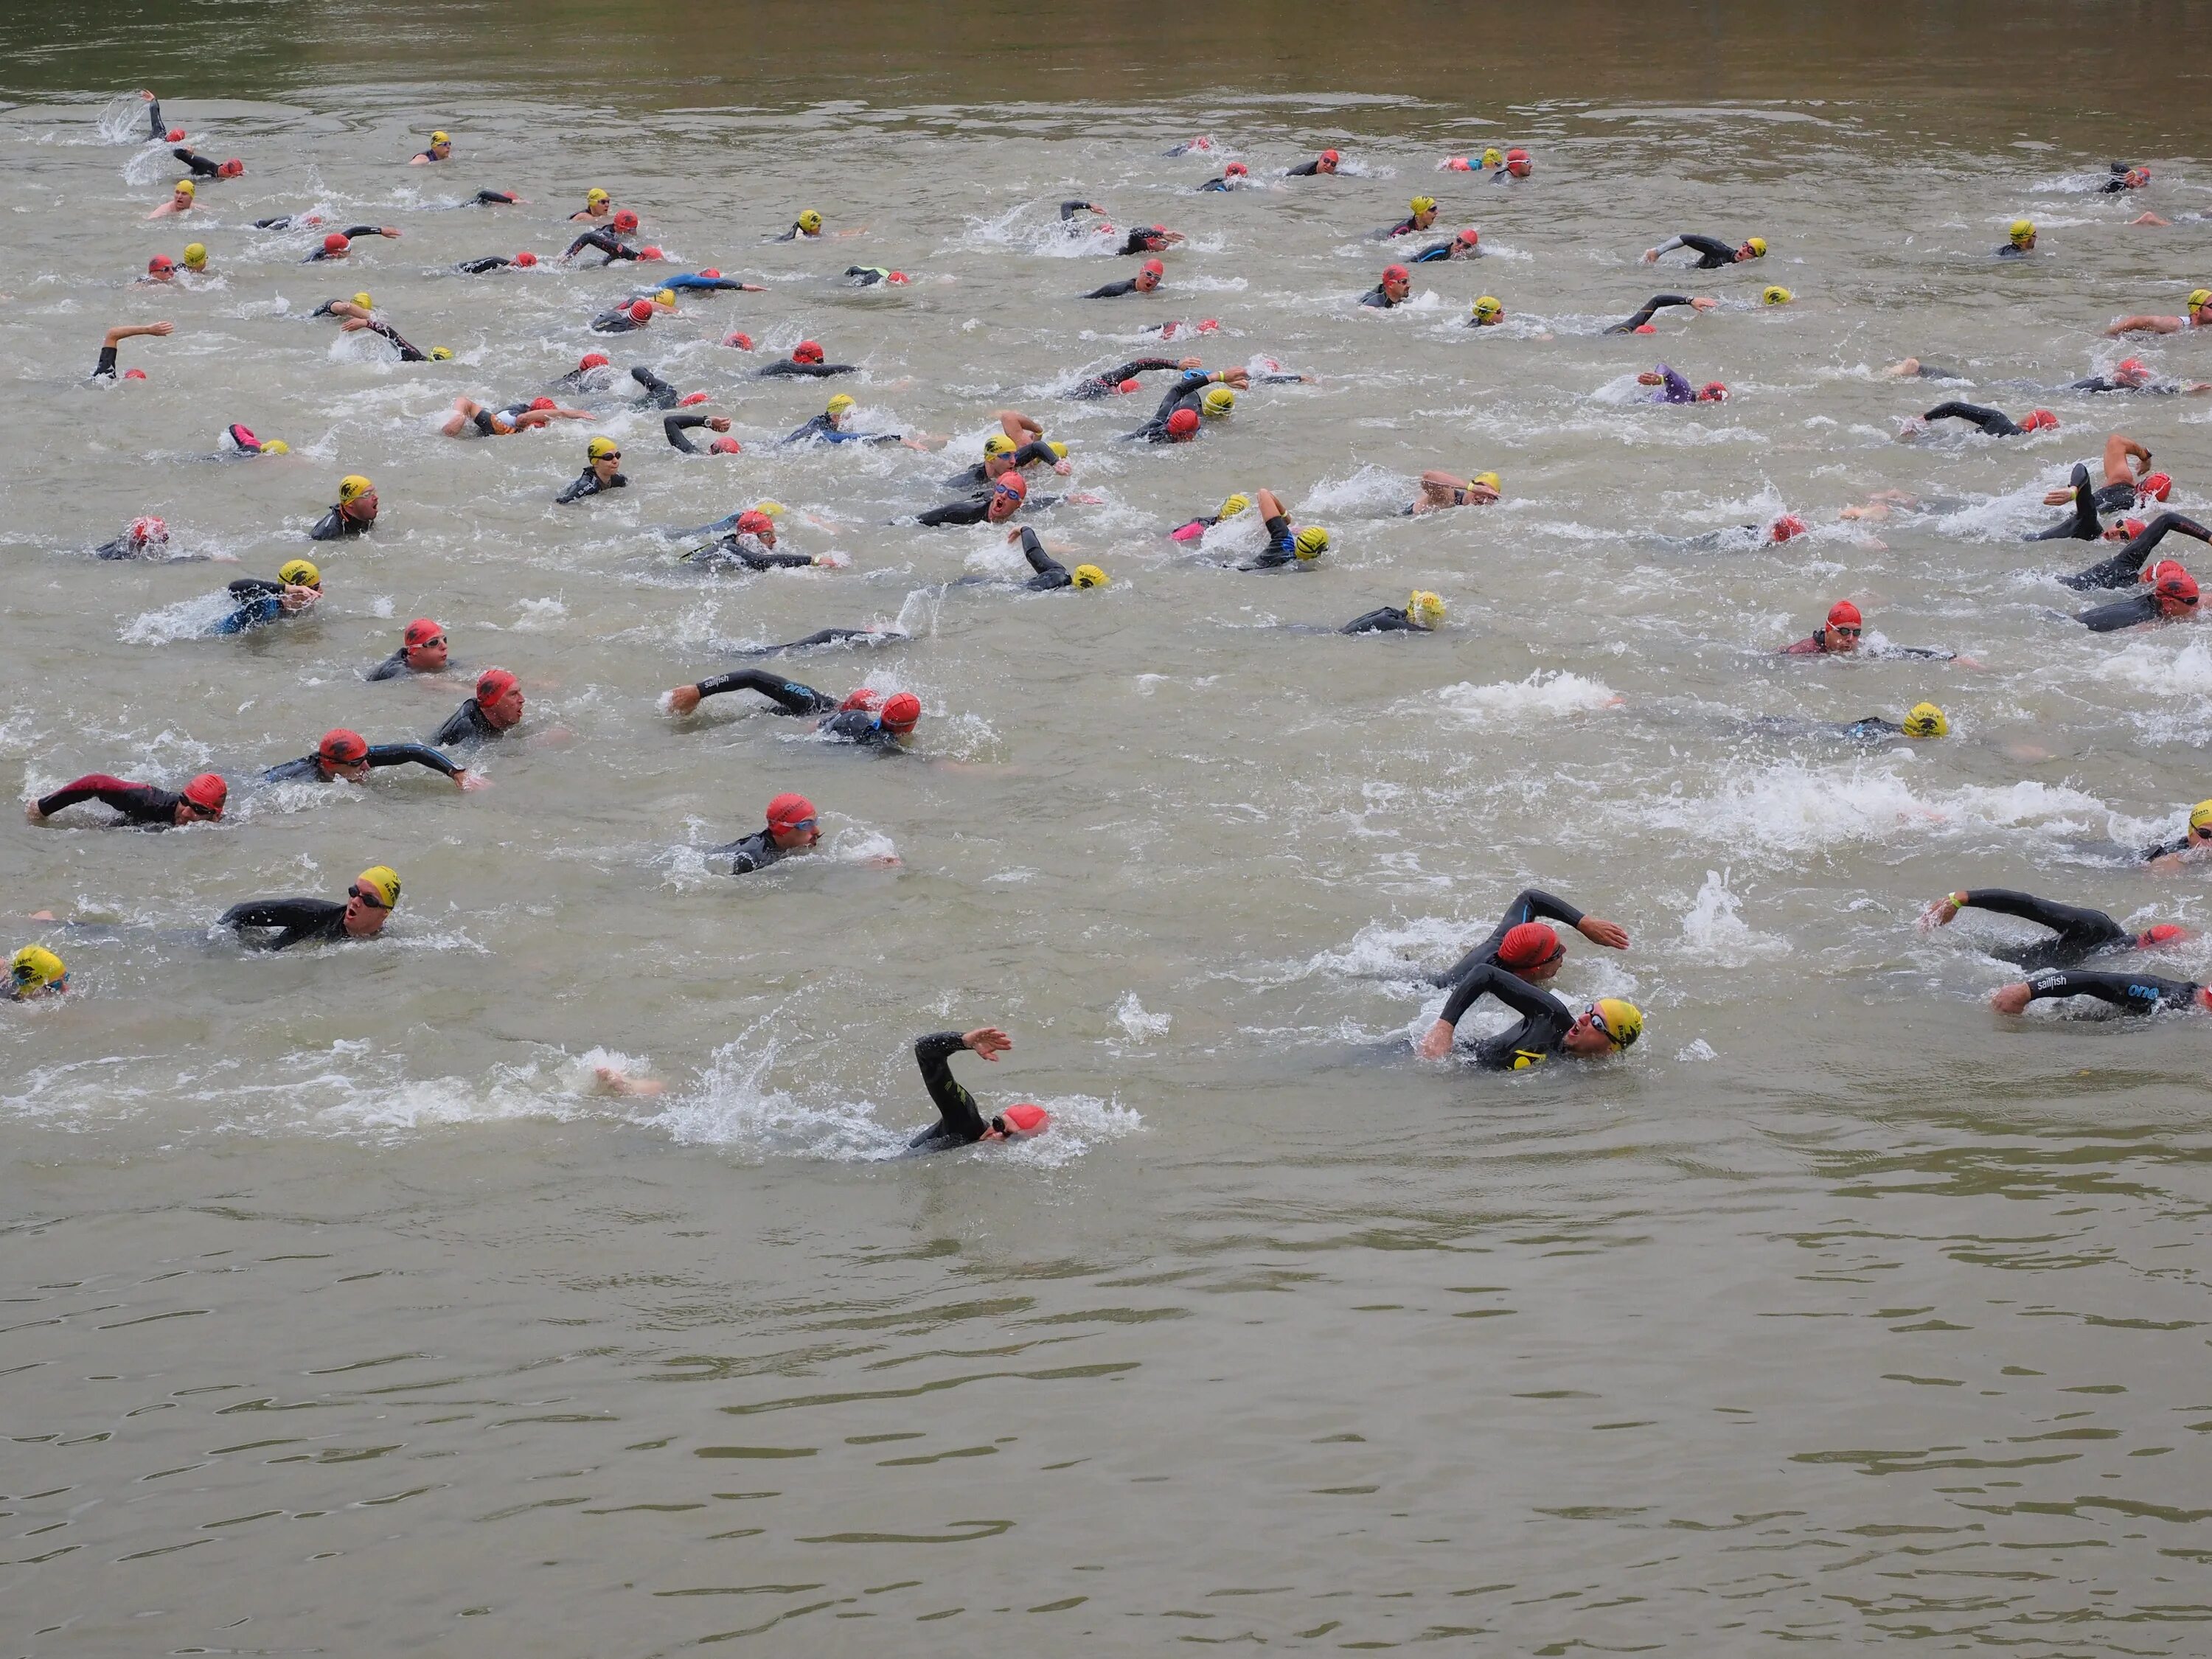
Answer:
[706,416,732,433]
[1178,355,1203,369]
[963,1026,1013,1060]
[1990,983,2031,1016]
[1636,370,1664,386]
[1641,248,1660,263]
[1053,460,1073,475]
[1689,297,1719,312]
[24,801,47,824]
[280,584,319,612]
[667,684,703,715]
[1416,1019,1456,1061]
[147,321,175,337]
[1578,917,1630,950]
[456,770,490,791]
[1921,895,1961,928]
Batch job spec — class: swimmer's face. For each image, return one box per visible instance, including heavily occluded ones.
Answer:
[770,815,820,851]
[1133,271,1160,293]
[347,490,378,516]
[343,883,392,934]
[2012,231,2036,250]
[2193,303,2212,327]
[1823,622,1861,653]
[171,184,193,205]
[1518,949,1566,984]
[406,633,449,672]
[1317,157,1337,174]
[1560,1012,1614,1057]
[985,488,1023,523]
[482,684,526,728]
[593,451,622,475]
[1382,274,1410,301]
[431,141,451,158]
[1411,206,1435,229]
[2156,591,2200,620]
[325,755,372,783]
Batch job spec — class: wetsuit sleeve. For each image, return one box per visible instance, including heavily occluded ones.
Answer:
[1922,401,2021,437]
[146,98,164,140]
[173,147,219,178]
[367,321,427,361]
[1658,366,1694,402]
[1018,527,1068,582]
[36,776,166,821]
[1679,234,1734,265]
[630,366,680,407]
[2026,464,2101,542]
[693,669,832,714]
[1960,889,2121,944]
[473,189,517,206]
[2062,512,2212,590]
[2080,593,2161,632]
[917,499,990,526]
[1059,200,1093,220]
[1604,295,1694,335]
[912,1032,991,1143]
[1010,440,1060,469]
[664,414,709,453]
[1082,280,1137,299]
[554,470,599,504]
[341,226,384,240]
[1287,161,1321,176]
[94,345,119,379]
[228,577,282,599]
[2021,967,2199,1014]
[714,830,781,874]
[736,547,817,570]
[365,742,462,780]
[455,256,512,274]
[1109,358,1182,379]
[1433,889,1585,984]
[1438,962,1568,1032]
[219,898,346,951]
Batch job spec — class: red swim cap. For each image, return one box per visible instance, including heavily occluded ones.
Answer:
[2021,408,2059,432]
[1446,156,1472,170]
[2139,472,2173,501]
[578,352,610,369]
[165,127,185,142]
[765,791,816,831]
[183,773,227,813]
[2156,568,2200,606]
[698,268,720,279]
[880,692,922,733]
[736,511,773,536]
[1827,599,1863,628]
[995,470,1029,498]
[886,271,909,284]
[513,250,538,266]
[319,728,369,765]
[1195,318,1219,332]
[122,368,147,379]
[999,1103,1048,1136]
[403,616,443,647]
[639,245,664,260]
[1382,263,1410,282]
[1151,223,1167,234]
[709,436,742,454]
[2146,557,2188,586]
[1455,226,1480,245]
[1166,407,1200,437]
[627,299,654,321]
[2118,357,2149,376]
[1498,921,1562,970]
[1321,148,1340,163]
[1142,259,1165,276]
[725,332,754,350]
[612,209,639,232]
[527,395,556,411]
[1699,381,1730,401]
[2118,516,2149,540]
[219,159,243,177]
[1225,162,1248,176]
[1632,323,1656,333]
[1771,512,1808,542]
[2140,922,2190,947]
[838,689,883,714]
[677,390,709,406]
[1118,377,1141,393]
[322,232,349,251]
[476,667,520,704]
[793,339,824,364]
[147,254,175,274]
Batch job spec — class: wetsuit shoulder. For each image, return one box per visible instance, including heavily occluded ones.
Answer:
[1341,607,1412,633]
[219,897,347,951]
[918,498,990,527]
[716,828,782,874]
[430,700,493,748]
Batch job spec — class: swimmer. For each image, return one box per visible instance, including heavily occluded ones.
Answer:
[757,340,858,378]
[139,254,181,285]
[366,618,451,681]
[713,792,822,874]
[1409,227,1484,263]
[310,293,374,321]
[554,352,617,392]
[1359,264,1413,308]
[841,266,909,286]
[660,268,763,293]
[946,416,1075,485]
[210,559,320,634]
[1642,232,1767,267]
[409,130,452,164]
[441,394,589,437]
[1198,161,1251,191]
[664,411,740,455]
[773,209,826,241]
[1778,599,1958,660]
[340,315,431,361]
[262,728,473,789]
[1285,148,1341,178]
[569,187,613,221]
[2101,161,2152,194]
[146,179,196,218]
[251,210,325,232]
[220,866,401,951]
[681,511,824,569]
[1467,295,1506,327]
[1341,591,1446,633]
[2105,288,2212,335]
[1925,888,2185,971]
[2090,434,2165,511]
[1408,470,1500,513]
[431,669,527,748]
[170,147,243,181]
[568,229,650,267]
[1164,136,1214,156]
[986,526,1108,591]
[1375,196,1440,239]
[1115,224,1184,256]
[1604,294,1717,334]
[555,437,627,503]
[1168,492,1251,541]
[1494,147,1534,181]
[2066,357,2212,396]
[904,1028,1051,1152]
[89,515,212,561]
[782,392,928,448]
[2059,513,2212,588]
[1232,489,1330,571]
[8,946,69,1001]
[1123,364,1250,441]
[2077,566,2199,631]
[665,671,922,750]
[1638,364,1729,403]
[1083,259,1165,299]
[1989,967,2212,1020]
[27,771,226,829]
[2028,463,2110,541]
[1882,358,1969,380]
[453,251,540,274]
[2143,800,2212,867]
[591,298,661,334]
[220,424,282,457]
[1423,888,1632,991]
[1416,966,1642,1067]
[92,320,172,380]
[625,365,703,410]
[136,88,166,142]
[918,472,1040,526]
[729,627,907,657]
[181,243,207,273]
[1750,704,1949,745]
[1908,401,2057,438]
[1998,219,2037,257]
[1123,399,1204,446]
[302,226,403,262]
[310,475,378,540]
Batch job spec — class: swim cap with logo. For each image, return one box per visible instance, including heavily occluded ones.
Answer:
[826,392,856,418]
[405,617,445,647]
[1072,564,1108,588]
[430,131,449,145]
[2009,218,2034,240]
[183,774,227,813]
[338,475,372,501]
[2191,800,2212,834]
[1409,195,1436,215]
[1408,590,1447,627]
[476,667,520,707]
[2138,472,2173,501]
[1590,998,1643,1048]
[147,254,175,275]
[613,210,639,232]
[1902,703,1949,738]
[1293,526,1331,558]
[1472,295,1503,321]
[798,209,822,233]
[278,558,320,588]
[1200,386,1235,415]
[793,339,825,364]
[1382,262,1410,282]
[1472,471,1501,493]
[218,158,243,176]
[183,243,207,268]
[2020,408,2059,432]
[653,288,675,306]
[319,728,369,765]
[983,434,1017,457]
[1218,493,1251,520]
[353,866,402,908]
[2156,568,2200,607]
[766,792,817,832]
[1498,921,1561,970]
[1763,285,1793,305]
[10,945,66,991]
[587,435,620,460]
[1743,236,1767,256]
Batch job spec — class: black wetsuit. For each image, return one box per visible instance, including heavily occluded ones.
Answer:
[1949,890,2132,971]
[629,366,682,408]
[1082,277,1147,299]
[365,649,436,681]
[1341,605,1425,634]
[172,147,225,179]
[2077,593,2165,632]
[2094,478,2148,513]
[310,502,375,540]
[2068,373,2183,395]
[1436,964,1578,1070]
[470,189,518,206]
[1924,401,2024,437]
[1408,237,1476,263]
[1357,282,1400,309]
[262,743,460,784]
[1197,173,1239,192]
[905,1032,997,1150]
[253,214,313,231]
[2019,967,2202,1015]
[757,358,858,378]
[355,320,427,361]
[1071,358,1185,399]
[144,97,165,142]
[710,828,789,874]
[664,414,727,454]
[2062,512,2212,590]
[93,532,194,560]
[916,495,998,527]
[685,534,813,570]
[218,898,352,952]
[1010,527,1078,590]
[2099,163,2140,195]
[1059,201,1101,222]
[689,669,900,746]
[566,229,639,264]
[2027,464,2103,542]
[944,442,1059,488]
[554,363,616,393]
[844,267,900,286]
[303,229,392,262]
[92,344,124,380]
[34,774,189,829]
[589,306,650,333]
[733,627,899,656]
[781,413,899,446]
[429,699,504,748]
[1239,514,1304,571]
[1429,888,1588,987]
[1650,233,1740,268]
[1604,294,1698,335]
[211,578,295,635]
[454,255,516,274]
[1285,159,1330,177]
[555,467,627,504]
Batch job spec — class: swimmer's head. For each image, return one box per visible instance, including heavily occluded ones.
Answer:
[725,332,754,350]
[735,510,775,540]
[2020,408,2059,433]
[879,692,922,736]
[1498,920,1562,976]
[182,773,227,817]
[321,232,349,254]
[506,249,535,267]
[1408,194,1436,218]
[1225,161,1248,178]
[825,392,857,422]
[886,270,909,284]
[352,291,373,310]
[797,209,822,234]
[260,439,288,455]
[9,945,67,999]
[987,471,1028,520]
[1902,703,1949,739]
[218,157,244,177]
[1741,235,1767,259]
[1408,589,1446,628]
[2126,166,2151,187]
[2115,357,2154,386]
[430,131,449,146]
[1072,563,1109,589]
[182,243,206,270]
[627,299,655,322]
[318,728,369,770]
[122,368,147,380]
[1823,599,1861,648]
[653,288,675,307]
[1455,226,1480,248]
[612,209,639,232]
[475,669,524,726]
[128,515,169,546]
[1470,294,1503,325]
[1472,470,1502,494]
[1200,386,1235,417]
[1381,262,1411,296]
[1697,381,1729,402]
[336,474,372,504]
[586,187,609,204]
[1504,146,1531,177]
[1218,493,1251,521]
[2190,799,2212,839]
[2190,288,2212,318]
[765,792,819,845]
[1584,998,1642,1051]
[2154,568,2201,614]
[428,347,452,361]
[2008,218,2035,246]
[1481,147,1505,170]
[1762,285,1792,305]
[638,246,664,261]
[982,434,1018,458]
[1165,407,1200,441]
[793,339,825,364]
[403,618,448,668]
[586,435,621,462]
[1770,512,1807,543]
[1293,526,1331,560]
[522,396,554,412]
[708,436,742,454]
[1318,148,1340,170]
[578,352,610,371]
[352,866,402,910]
[146,254,176,277]
[1135,258,1165,292]
[173,179,194,198]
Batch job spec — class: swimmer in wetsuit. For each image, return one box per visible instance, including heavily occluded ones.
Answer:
[1285,148,1341,177]
[1778,599,1960,661]
[1998,219,2037,257]
[1228,489,1330,571]
[310,476,378,540]
[1989,967,2212,1019]
[2142,800,2212,867]
[730,627,906,657]
[2087,434,2165,512]
[442,395,589,437]
[1642,232,1767,267]
[366,619,450,681]
[978,526,1108,591]
[1083,259,1164,299]
[1359,264,1413,308]
[1638,365,1729,403]
[757,340,858,378]
[262,728,474,789]
[591,298,663,335]
[2059,512,2212,589]
[783,393,919,447]
[1422,888,1632,992]
[1416,965,1644,1067]
[220,866,401,951]
[1604,294,1717,335]
[92,321,173,380]
[569,188,613,221]
[664,411,740,453]
[1924,888,2185,970]
[429,669,526,748]
[303,226,403,261]
[1197,161,1251,191]
[27,771,227,829]
[664,671,922,749]
[2076,566,2200,632]
[918,472,1042,526]
[841,266,909,287]
[2105,288,2212,337]
[1408,227,1484,262]
[91,515,208,561]
[136,88,167,142]
[1168,492,1251,541]
[904,1028,1050,1152]
[1342,591,1445,633]
[1114,224,1185,256]
[712,792,821,874]
[218,422,287,458]
[2028,463,2114,541]
[1374,196,1440,240]
[1910,401,2057,438]
[1883,358,1970,380]
[211,560,321,634]
[681,511,822,569]
[1408,470,1500,513]
[409,130,452,164]
[773,210,824,241]
[2101,161,2152,194]
[556,437,627,502]
[170,147,243,181]
[453,251,539,274]
[659,268,761,293]
[554,352,617,392]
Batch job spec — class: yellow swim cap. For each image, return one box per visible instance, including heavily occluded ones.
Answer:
[182,242,207,269]
[2189,799,2212,833]
[1046,439,1068,459]
[352,291,373,310]
[353,866,402,908]
[826,393,856,418]
[10,945,66,992]
[587,435,620,460]
[175,179,194,195]
[1762,285,1792,305]
[1219,493,1251,520]
[1200,386,1235,415]
[754,500,786,517]
[1408,590,1446,626]
[586,187,609,203]
[2009,218,2035,240]
[798,209,823,233]
[1902,702,1949,739]
[430,131,450,145]
[1409,195,1437,215]
[1293,526,1331,559]
[277,557,320,588]
[1481,147,1504,168]
[1745,235,1767,257]
[654,289,676,307]
[1592,997,1643,1050]
[1472,470,1501,493]
[2190,289,2212,312]
[1472,295,1503,321]
[260,439,289,455]
[1072,563,1109,588]
[337,474,372,501]
[428,346,453,361]
[982,434,1017,457]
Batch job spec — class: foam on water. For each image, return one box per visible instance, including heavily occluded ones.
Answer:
[1431,671,1624,724]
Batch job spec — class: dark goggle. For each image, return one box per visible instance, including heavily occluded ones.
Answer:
[1585,1005,1623,1045]
[347,884,391,908]
[184,798,221,816]
[597,451,622,462]
[778,817,818,835]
